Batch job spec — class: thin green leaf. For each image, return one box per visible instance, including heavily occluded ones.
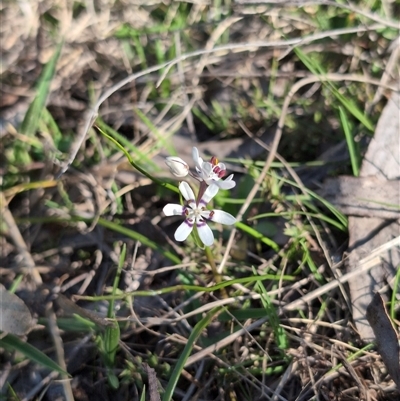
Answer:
[140,386,146,401]
[294,47,374,131]
[96,118,159,169]
[133,107,175,155]
[108,244,126,317]
[0,334,68,376]
[390,266,400,321]
[339,106,359,176]
[96,125,179,194]
[235,221,279,252]
[17,214,181,265]
[97,218,180,264]
[20,41,64,137]
[162,307,222,401]
[252,268,288,350]
[268,171,348,228]
[77,273,296,302]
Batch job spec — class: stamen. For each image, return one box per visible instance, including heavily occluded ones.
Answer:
[210,156,219,165]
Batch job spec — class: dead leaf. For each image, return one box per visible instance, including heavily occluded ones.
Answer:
[318,176,400,219]
[347,91,400,341]
[0,283,34,335]
[366,293,400,390]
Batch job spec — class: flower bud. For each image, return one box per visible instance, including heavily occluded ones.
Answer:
[165,157,189,178]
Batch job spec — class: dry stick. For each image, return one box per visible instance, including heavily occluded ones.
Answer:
[59,23,383,177]
[20,371,60,401]
[1,196,42,284]
[174,31,195,138]
[46,307,74,401]
[192,15,243,87]
[185,235,400,367]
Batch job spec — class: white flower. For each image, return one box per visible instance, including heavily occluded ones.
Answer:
[163,181,236,246]
[165,156,189,178]
[192,147,236,190]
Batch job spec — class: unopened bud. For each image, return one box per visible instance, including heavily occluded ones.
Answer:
[165,157,189,178]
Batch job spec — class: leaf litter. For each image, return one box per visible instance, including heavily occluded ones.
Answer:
[1,1,400,400]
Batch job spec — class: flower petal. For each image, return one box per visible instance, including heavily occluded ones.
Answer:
[202,183,219,203]
[165,157,189,178]
[208,210,236,225]
[179,181,195,202]
[196,220,214,246]
[192,147,203,170]
[216,178,236,190]
[174,219,194,242]
[201,162,213,176]
[163,203,184,216]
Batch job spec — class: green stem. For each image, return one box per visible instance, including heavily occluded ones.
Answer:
[96,125,179,194]
[204,246,227,298]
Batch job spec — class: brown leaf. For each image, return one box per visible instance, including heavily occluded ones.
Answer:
[0,283,34,335]
[318,176,400,219]
[366,293,400,390]
[347,91,400,341]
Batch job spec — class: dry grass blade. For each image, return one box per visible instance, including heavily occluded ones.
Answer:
[3,2,400,399]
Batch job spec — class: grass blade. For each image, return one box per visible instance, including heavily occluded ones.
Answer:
[0,334,68,376]
[339,106,360,176]
[294,46,374,131]
[162,307,222,401]
[20,41,64,137]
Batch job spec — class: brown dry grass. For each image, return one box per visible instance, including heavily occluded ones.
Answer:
[1,1,399,401]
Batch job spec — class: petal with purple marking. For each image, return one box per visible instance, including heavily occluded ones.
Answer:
[174,219,194,241]
[197,221,214,246]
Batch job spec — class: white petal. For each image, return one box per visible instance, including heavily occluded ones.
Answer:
[174,219,194,241]
[163,204,184,216]
[208,210,236,225]
[202,183,219,203]
[165,157,189,178]
[201,162,212,177]
[196,220,214,246]
[192,147,203,170]
[216,178,236,190]
[179,181,195,202]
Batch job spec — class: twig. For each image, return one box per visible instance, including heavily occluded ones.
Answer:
[1,194,42,284]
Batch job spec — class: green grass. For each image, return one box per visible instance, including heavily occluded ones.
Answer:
[1,1,399,400]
